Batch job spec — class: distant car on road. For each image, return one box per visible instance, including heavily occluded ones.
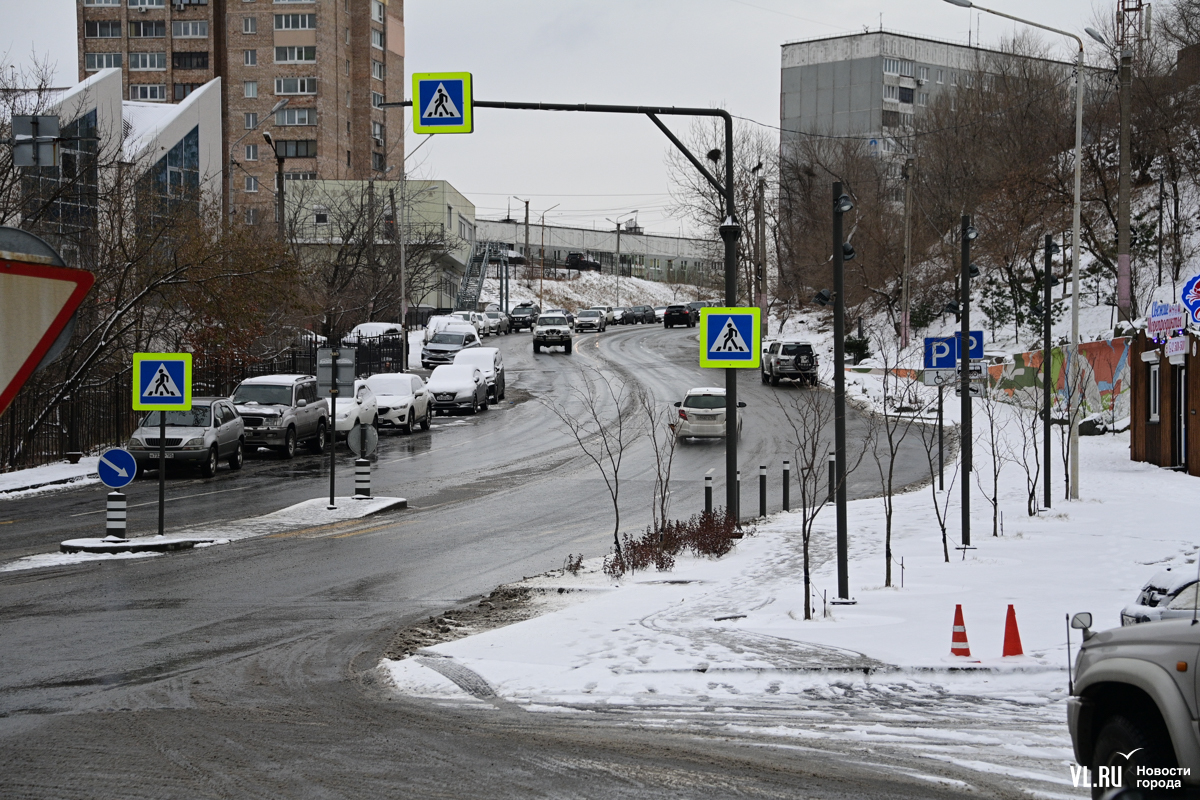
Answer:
[534,314,573,354]
[574,309,606,333]
[663,305,694,328]
[673,387,744,441]
[421,327,481,370]
[454,346,506,402]
[762,339,820,386]
[510,302,541,332]
[231,374,328,458]
[589,305,615,325]
[686,300,711,324]
[653,306,667,322]
[334,380,378,437]
[449,310,487,337]
[427,364,489,415]
[366,373,431,434]
[543,308,574,326]
[623,305,653,324]
[483,310,510,335]
[128,397,245,478]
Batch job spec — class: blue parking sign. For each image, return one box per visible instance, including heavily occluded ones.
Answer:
[924,332,983,368]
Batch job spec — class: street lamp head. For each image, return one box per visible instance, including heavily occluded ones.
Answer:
[706,148,722,164]
[1085,27,1107,45]
[842,242,857,262]
[813,289,832,307]
[834,194,854,214]
[262,131,274,147]
[943,0,973,6]
[968,262,980,278]
[269,98,290,114]
[965,225,979,241]
[944,300,960,314]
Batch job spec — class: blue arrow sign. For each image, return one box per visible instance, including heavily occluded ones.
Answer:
[97,448,137,488]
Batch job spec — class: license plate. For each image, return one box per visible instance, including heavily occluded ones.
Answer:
[153,453,174,459]
[695,415,716,421]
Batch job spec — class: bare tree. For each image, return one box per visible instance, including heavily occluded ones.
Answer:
[638,391,678,533]
[1054,353,1094,500]
[543,366,645,553]
[917,406,959,563]
[1012,394,1043,517]
[974,387,1014,537]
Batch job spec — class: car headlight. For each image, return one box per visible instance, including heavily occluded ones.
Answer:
[182,438,205,448]
[126,438,143,449]
[263,416,283,428]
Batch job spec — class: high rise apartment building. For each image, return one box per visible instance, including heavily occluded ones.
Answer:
[77,0,405,222]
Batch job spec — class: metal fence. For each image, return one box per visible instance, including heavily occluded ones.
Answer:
[0,334,411,472]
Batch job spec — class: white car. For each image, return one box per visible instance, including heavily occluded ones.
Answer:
[334,380,378,437]
[343,322,403,345]
[589,305,615,325]
[449,310,487,337]
[424,314,467,343]
[653,306,667,322]
[673,387,745,440]
[454,347,506,403]
[426,364,489,415]
[366,373,431,434]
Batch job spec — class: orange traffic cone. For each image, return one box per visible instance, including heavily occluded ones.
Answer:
[950,604,971,657]
[1002,604,1024,657]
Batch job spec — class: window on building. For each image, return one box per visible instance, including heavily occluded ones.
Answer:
[244,143,258,161]
[173,0,209,5]
[936,68,944,84]
[371,0,385,22]
[346,149,351,167]
[1149,363,1161,422]
[371,60,385,80]
[950,71,958,86]
[284,172,315,181]
[85,20,122,38]
[883,58,900,75]
[275,107,315,125]
[371,29,385,49]
[129,21,166,38]
[174,83,202,100]
[84,0,120,5]
[244,175,259,192]
[964,72,974,88]
[129,84,167,101]
[173,51,209,70]
[244,80,258,98]
[372,120,384,142]
[884,85,898,100]
[128,0,164,7]
[85,52,123,71]
[275,46,316,62]
[275,77,317,94]
[881,109,900,128]
[274,13,316,29]
[243,16,257,34]
[918,92,929,107]
[245,207,259,226]
[898,86,914,104]
[244,49,258,66]
[371,91,384,108]
[275,139,317,158]
[171,21,208,38]
[244,111,258,129]
[899,60,915,77]
[372,152,386,171]
[918,66,929,81]
[314,206,329,225]
[128,52,166,70]
[982,74,994,92]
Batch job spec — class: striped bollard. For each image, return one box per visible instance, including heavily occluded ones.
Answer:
[782,460,791,512]
[354,458,371,498]
[759,465,767,518]
[704,474,713,515]
[735,470,741,521]
[106,491,127,539]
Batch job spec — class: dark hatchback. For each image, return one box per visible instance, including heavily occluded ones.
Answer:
[663,305,694,328]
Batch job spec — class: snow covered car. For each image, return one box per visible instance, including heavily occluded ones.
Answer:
[534,314,573,354]
[128,398,244,478]
[454,347,506,402]
[426,365,488,415]
[1121,568,1200,626]
[334,380,378,437]
[342,322,403,346]
[574,309,605,332]
[231,374,328,458]
[365,373,431,434]
[673,388,744,441]
[449,310,488,337]
[421,326,481,370]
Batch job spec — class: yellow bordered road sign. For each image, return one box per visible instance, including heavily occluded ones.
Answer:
[699,308,761,369]
[412,72,473,134]
[132,352,192,411]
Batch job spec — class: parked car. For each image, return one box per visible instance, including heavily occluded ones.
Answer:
[454,347,506,402]
[334,380,378,437]
[1067,612,1200,796]
[623,305,652,324]
[663,305,694,328]
[421,327,481,370]
[128,397,245,478]
[483,310,510,335]
[543,308,574,326]
[342,322,403,345]
[510,302,541,332]
[1120,568,1200,626]
[612,307,627,324]
[673,388,744,441]
[687,300,711,324]
[424,315,465,343]
[426,364,489,415]
[762,339,820,386]
[366,372,431,434]
[533,314,573,354]
[574,309,606,332]
[589,305,615,325]
[653,305,668,322]
[231,374,328,458]
[449,310,487,337]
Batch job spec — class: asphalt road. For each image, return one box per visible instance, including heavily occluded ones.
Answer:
[0,324,952,799]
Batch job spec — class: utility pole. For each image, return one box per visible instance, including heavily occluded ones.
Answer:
[832,183,851,600]
[615,221,622,306]
[1117,49,1133,322]
[522,198,530,291]
[390,187,406,372]
[1043,235,1054,509]
[960,215,974,550]
[755,168,767,336]
[902,157,915,349]
[1157,174,1164,288]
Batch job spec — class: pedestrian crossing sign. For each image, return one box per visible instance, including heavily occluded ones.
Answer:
[412,72,473,134]
[699,308,761,369]
[132,352,192,411]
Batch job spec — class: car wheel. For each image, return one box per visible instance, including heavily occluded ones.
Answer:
[770,373,780,386]
[1091,714,1176,800]
[761,369,769,384]
[469,397,479,415]
[309,421,327,454]
[565,341,573,354]
[201,445,219,478]
[533,343,541,353]
[480,391,489,411]
[372,413,379,428]
[401,412,412,435]
[229,440,244,470]
[421,408,432,430]
[665,323,671,329]
[281,426,297,459]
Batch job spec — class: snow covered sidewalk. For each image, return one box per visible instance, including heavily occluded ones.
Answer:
[0,457,101,498]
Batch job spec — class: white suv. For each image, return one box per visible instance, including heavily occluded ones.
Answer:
[672,387,744,440]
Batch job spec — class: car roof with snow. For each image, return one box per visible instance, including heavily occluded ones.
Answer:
[238,374,314,385]
[685,387,725,395]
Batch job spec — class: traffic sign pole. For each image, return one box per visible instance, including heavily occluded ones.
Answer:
[131,353,191,539]
[833,181,849,601]
[158,415,166,536]
[960,215,972,549]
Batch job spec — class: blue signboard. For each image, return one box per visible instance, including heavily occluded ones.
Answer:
[97,447,137,489]
[132,352,192,411]
[412,73,473,134]
[699,308,761,368]
[1183,273,1200,325]
[958,330,984,360]
[924,331,984,369]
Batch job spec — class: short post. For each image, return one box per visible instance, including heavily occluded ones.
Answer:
[704,472,713,515]
[354,458,371,498]
[937,386,944,491]
[827,451,836,503]
[106,491,127,539]
[782,459,791,512]
[735,469,741,521]
[758,465,767,518]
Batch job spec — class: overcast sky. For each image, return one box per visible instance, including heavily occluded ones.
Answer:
[6,0,1102,234]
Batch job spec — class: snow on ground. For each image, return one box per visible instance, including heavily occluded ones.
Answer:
[0,457,101,498]
[480,272,714,312]
[382,415,1176,795]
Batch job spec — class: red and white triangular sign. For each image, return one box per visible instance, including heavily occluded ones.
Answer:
[0,258,95,417]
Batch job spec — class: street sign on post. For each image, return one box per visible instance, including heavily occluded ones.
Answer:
[347,422,378,457]
[924,332,984,369]
[0,229,95,417]
[957,330,985,360]
[412,73,473,134]
[317,348,356,396]
[132,353,193,411]
[699,307,761,369]
[97,448,137,489]
[955,384,985,397]
[12,115,60,167]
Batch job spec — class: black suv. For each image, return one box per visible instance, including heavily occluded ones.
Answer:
[623,305,653,324]
[510,303,541,332]
[687,301,711,324]
[663,305,694,328]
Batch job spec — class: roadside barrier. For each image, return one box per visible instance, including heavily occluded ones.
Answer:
[354,458,371,498]
[951,604,971,657]
[1003,604,1024,656]
[106,491,126,539]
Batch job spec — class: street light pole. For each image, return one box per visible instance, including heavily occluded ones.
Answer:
[606,211,638,308]
[960,215,973,550]
[832,183,851,600]
[539,203,559,307]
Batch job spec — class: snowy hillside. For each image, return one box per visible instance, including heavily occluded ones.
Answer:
[479,272,715,313]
